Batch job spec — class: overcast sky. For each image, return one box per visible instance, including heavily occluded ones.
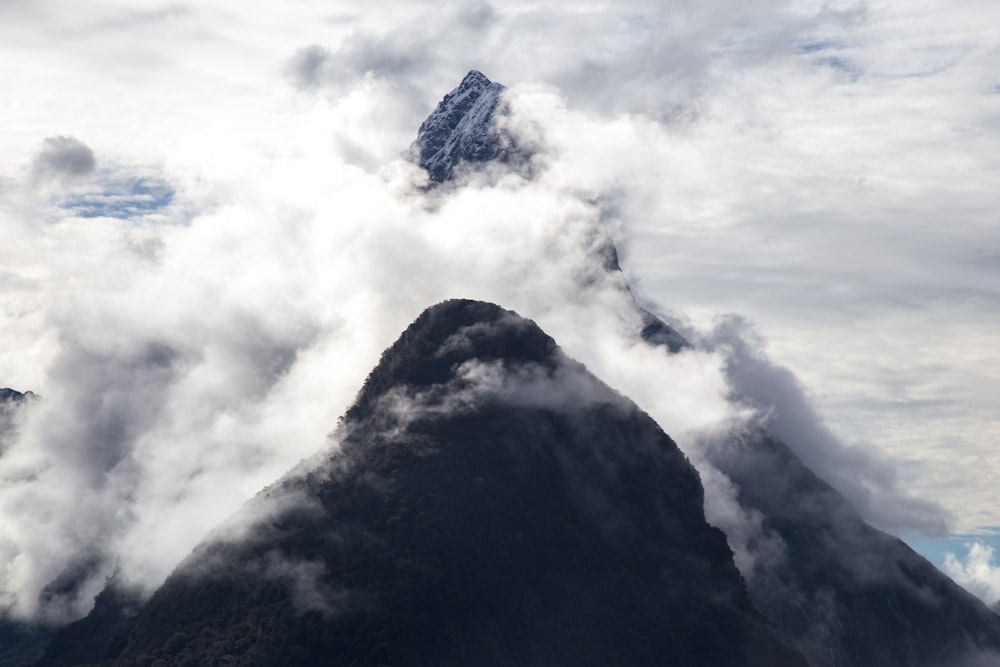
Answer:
[2,0,999,615]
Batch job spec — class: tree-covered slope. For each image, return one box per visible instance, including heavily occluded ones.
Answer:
[42,299,804,666]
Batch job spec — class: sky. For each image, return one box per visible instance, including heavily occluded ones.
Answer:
[1,0,999,619]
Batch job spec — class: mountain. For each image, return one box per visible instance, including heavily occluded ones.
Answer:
[0,389,28,403]
[707,428,1000,666]
[40,299,806,666]
[0,622,49,667]
[408,70,519,183]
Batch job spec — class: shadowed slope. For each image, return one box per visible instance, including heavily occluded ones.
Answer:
[706,427,1000,667]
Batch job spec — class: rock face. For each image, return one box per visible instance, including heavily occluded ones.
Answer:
[42,300,806,666]
[408,70,519,182]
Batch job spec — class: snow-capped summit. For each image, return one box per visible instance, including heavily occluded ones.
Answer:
[409,70,515,182]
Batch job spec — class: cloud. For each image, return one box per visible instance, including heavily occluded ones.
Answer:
[285,45,333,90]
[700,313,950,536]
[944,541,1000,606]
[30,136,96,185]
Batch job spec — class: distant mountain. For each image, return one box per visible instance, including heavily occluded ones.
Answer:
[0,388,33,451]
[0,389,28,403]
[41,300,806,666]
[408,70,520,183]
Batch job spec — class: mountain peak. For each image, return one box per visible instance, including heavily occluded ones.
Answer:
[46,299,805,666]
[0,388,30,402]
[409,71,516,182]
[347,299,556,413]
[460,69,492,89]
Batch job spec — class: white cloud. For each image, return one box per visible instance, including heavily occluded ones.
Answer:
[944,542,1000,605]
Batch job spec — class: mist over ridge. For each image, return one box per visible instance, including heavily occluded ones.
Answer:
[36,298,808,666]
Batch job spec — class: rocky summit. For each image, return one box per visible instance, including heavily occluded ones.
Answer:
[408,70,517,182]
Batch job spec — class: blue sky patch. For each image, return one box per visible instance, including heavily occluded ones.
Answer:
[61,177,174,219]
[904,529,1000,571]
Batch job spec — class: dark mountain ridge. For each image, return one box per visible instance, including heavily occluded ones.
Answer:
[0,389,29,403]
[41,299,806,666]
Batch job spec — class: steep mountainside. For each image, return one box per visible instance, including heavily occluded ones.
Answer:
[0,623,49,667]
[42,300,806,666]
[706,428,1000,666]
